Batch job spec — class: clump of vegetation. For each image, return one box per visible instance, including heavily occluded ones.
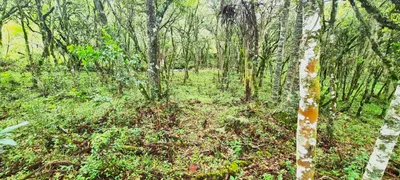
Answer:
[0,121,28,154]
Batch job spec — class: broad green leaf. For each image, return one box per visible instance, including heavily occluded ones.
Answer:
[0,121,29,134]
[0,139,17,146]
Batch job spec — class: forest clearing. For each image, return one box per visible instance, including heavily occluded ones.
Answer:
[0,0,400,179]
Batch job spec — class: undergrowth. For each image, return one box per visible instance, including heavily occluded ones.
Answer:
[0,67,398,179]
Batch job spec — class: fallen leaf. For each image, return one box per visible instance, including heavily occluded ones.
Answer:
[189,164,199,173]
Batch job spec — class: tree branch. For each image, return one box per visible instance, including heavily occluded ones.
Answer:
[156,0,173,28]
[350,0,399,80]
[43,6,55,20]
[357,0,400,31]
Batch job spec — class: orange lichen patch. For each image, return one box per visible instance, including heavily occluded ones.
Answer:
[297,160,312,168]
[306,60,318,73]
[298,107,318,123]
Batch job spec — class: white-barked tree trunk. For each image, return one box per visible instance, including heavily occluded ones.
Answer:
[296,1,321,179]
[363,85,400,180]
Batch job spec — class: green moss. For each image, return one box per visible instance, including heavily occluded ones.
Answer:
[192,160,250,179]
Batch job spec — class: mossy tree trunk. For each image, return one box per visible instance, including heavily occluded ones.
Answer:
[0,23,2,46]
[249,1,259,100]
[35,0,55,64]
[283,0,303,106]
[146,0,161,99]
[244,41,251,102]
[222,25,232,90]
[327,0,339,140]
[18,3,37,87]
[296,1,321,179]
[183,2,199,84]
[93,0,108,26]
[272,0,290,102]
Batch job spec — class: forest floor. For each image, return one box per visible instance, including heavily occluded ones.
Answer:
[0,69,399,179]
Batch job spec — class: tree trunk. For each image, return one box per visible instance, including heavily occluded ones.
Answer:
[35,0,50,62]
[377,79,389,98]
[146,0,161,99]
[283,0,303,103]
[94,0,108,26]
[244,41,251,102]
[343,77,367,112]
[366,68,383,103]
[357,77,371,117]
[249,2,259,100]
[0,23,3,46]
[363,85,400,179]
[184,55,190,83]
[19,5,36,87]
[296,1,321,179]
[272,0,290,102]
[257,56,266,87]
[217,40,223,71]
[222,25,231,90]
[327,0,339,140]
[195,46,203,73]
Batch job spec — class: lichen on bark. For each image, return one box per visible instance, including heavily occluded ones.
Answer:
[296,1,321,179]
[363,85,400,180]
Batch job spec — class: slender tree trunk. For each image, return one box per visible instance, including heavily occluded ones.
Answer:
[347,62,364,98]
[326,0,339,140]
[222,25,231,89]
[250,2,259,100]
[366,68,382,103]
[343,77,367,112]
[195,45,203,73]
[377,79,389,98]
[35,0,51,62]
[381,84,398,117]
[272,0,290,102]
[20,14,32,65]
[341,67,348,101]
[357,77,372,117]
[296,2,321,179]
[19,5,36,87]
[0,23,3,46]
[146,0,161,99]
[238,36,244,82]
[257,56,265,87]
[327,73,338,138]
[0,0,7,46]
[94,0,108,26]
[244,41,251,102]
[284,0,303,103]
[363,85,400,179]
[184,55,190,83]
[258,30,273,87]
[183,6,198,84]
